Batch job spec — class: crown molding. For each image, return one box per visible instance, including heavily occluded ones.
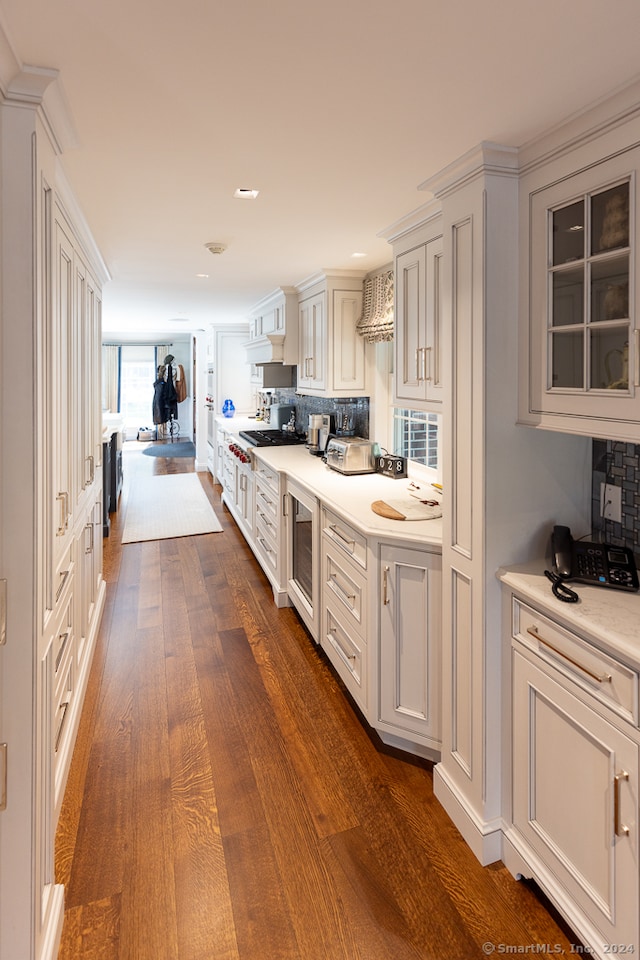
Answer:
[418,141,520,200]
[378,198,442,243]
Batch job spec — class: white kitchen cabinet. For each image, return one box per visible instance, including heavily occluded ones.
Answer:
[519,141,640,441]
[0,90,107,960]
[391,210,444,410]
[320,507,370,711]
[377,543,441,757]
[505,592,640,957]
[206,323,252,416]
[253,460,288,607]
[296,272,368,397]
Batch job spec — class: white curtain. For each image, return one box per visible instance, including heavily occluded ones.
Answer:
[102,345,120,412]
[155,344,171,371]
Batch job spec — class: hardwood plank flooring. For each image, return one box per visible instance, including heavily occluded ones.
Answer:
[55,442,580,959]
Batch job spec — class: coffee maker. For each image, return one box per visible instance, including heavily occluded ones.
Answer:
[306,414,323,454]
[306,413,334,455]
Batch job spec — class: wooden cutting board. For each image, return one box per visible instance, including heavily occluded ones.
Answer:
[371,499,442,521]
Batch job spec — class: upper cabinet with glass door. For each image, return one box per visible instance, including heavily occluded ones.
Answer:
[520,148,640,440]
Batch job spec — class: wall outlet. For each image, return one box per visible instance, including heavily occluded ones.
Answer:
[600,482,622,523]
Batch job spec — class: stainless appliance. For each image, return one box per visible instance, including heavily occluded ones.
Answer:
[269,403,295,429]
[318,414,333,452]
[325,437,376,475]
[285,478,320,641]
[238,428,305,448]
[306,414,323,454]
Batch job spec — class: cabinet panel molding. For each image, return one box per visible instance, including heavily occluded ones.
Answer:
[450,566,473,777]
[452,217,474,557]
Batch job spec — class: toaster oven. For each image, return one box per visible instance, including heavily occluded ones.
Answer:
[325,437,376,475]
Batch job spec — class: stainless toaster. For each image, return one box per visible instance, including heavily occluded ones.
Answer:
[325,437,376,475]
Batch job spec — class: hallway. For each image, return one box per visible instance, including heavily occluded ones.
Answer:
[54,446,577,960]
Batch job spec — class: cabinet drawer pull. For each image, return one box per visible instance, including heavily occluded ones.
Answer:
[56,492,69,536]
[257,536,273,555]
[329,574,356,603]
[55,699,70,753]
[383,565,390,605]
[329,523,354,548]
[56,568,70,602]
[85,521,94,554]
[424,346,432,382]
[55,630,70,673]
[614,771,630,837]
[526,627,612,683]
[328,628,356,663]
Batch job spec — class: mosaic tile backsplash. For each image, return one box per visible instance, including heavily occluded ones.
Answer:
[275,388,370,439]
[592,439,640,556]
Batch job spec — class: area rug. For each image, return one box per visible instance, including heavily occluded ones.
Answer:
[142,441,195,458]
[121,473,223,543]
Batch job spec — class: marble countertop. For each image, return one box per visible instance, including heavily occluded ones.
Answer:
[498,561,640,669]
[216,416,443,548]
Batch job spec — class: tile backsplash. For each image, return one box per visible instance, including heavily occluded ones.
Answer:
[275,388,370,439]
[592,439,640,555]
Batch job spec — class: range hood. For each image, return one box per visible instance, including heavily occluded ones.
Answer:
[244,287,298,368]
[245,333,290,365]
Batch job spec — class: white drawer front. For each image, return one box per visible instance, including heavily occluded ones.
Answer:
[323,541,366,636]
[322,603,367,710]
[255,480,279,524]
[513,598,638,724]
[254,517,278,574]
[322,506,367,571]
[254,461,280,498]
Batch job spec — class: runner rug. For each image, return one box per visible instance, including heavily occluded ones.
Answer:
[121,473,223,543]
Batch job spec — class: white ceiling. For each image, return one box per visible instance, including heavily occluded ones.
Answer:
[2,0,640,338]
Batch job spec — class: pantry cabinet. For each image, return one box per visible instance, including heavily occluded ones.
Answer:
[519,142,640,441]
[385,205,444,411]
[378,543,441,757]
[0,89,107,960]
[296,271,368,397]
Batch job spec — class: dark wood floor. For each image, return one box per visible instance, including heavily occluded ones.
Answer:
[55,441,579,959]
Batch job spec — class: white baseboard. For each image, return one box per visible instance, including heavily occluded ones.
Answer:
[433,762,503,865]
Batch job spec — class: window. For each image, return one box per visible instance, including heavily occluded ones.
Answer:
[119,345,156,435]
[393,408,440,470]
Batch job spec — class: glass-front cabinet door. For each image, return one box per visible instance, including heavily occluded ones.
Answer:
[526,148,640,437]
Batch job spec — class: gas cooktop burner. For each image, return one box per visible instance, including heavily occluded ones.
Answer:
[239,429,306,447]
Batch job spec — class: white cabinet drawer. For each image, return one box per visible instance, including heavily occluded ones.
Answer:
[513,598,639,724]
[323,540,367,636]
[322,506,367,571]
[322,603,367,710]
[254,461,280,498]
[254,516,278,574]
[255,497,278,540]
[255,480,280,524]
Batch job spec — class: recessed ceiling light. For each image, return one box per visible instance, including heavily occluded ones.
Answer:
[351,252,367,258]
[196,273,209,278]
[168,317,190,323]
[234,187,259,199]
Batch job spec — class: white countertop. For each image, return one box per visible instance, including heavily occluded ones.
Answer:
[498,561,640,669]
[216,415,442,547]
[255,445,442,547]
